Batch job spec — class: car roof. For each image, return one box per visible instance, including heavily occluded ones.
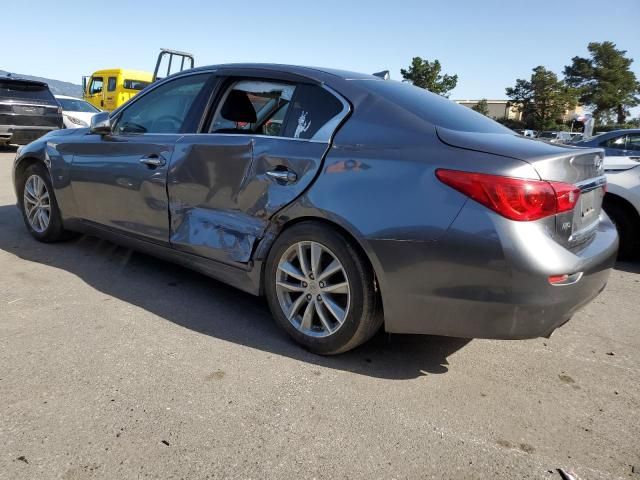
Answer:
[181,63,381,84]
[1,76,49,88]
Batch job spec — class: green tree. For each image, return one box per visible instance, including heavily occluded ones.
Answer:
[400,57,458,97]
[471,98,490,116]
[505,66,577,130]
[564,41,640,124]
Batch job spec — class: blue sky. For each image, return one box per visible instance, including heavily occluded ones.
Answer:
[2,0,639,111]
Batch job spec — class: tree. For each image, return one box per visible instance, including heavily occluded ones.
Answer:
[505,66,577,130]
[400,57,458,97]
[471,99,490,116]
[564,41,640,124]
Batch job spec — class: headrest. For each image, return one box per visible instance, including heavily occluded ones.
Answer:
[221,90,257,123]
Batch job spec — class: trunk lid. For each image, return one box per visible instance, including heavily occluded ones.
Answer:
[0,79,62,128]
[436,126,606,245]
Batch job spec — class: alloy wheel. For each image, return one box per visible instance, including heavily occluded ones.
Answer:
[23,174,51,233]
[275,241,351,338]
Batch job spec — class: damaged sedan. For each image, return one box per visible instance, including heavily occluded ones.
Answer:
[12,64,618,354]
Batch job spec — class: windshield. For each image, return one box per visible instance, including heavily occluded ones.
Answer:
[57,97,100,113]
[537,132,555,138]
[353,79,511,134]
[0,80,57,104]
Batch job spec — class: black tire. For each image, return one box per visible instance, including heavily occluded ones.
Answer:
[18,163,73,242]
[603,196,640,261]
[265,222,382,355]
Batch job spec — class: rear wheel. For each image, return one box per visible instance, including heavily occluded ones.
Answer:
[604,197,640,260]
[19,163,73,242]
[265,222,382,355]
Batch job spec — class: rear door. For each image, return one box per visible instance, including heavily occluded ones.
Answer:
[168,76,349,265]
[68,72,214,243]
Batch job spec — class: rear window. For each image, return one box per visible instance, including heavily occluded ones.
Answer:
[0,80,56,104]
[353,80,510,134]
[123,79,150,90]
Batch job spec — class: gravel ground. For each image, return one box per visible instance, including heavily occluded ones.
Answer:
[1,147,639,480]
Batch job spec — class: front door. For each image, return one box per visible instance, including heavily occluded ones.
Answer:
[68,72,214,244]
[168,78,348,265]
[85,76,104,110]
[103,76,118,111]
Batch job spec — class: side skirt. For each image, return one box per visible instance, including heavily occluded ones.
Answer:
[65,219,261,296]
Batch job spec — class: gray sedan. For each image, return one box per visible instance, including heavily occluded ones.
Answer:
[12,64,618,354]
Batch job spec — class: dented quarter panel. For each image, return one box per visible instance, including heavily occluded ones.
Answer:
[168,134,328,265]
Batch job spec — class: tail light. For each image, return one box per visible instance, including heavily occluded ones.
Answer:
[435,169,581,221]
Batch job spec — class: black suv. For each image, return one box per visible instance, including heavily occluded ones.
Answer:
[0,77,63,146]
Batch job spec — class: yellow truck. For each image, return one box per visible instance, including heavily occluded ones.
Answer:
[83,49,194,111]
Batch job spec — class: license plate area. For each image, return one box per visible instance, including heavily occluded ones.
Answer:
[569,186,604,243]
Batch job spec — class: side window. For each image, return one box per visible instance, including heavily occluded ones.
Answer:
[602,135,627,150]
[89,77,103,95]
[113,73,211,135]
[626,134,640,151]
[281,84,344,140]
[210,80,295,136]
[123,79,150,91]
[107,77,117,92]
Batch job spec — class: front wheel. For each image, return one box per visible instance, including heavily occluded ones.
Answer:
[19,163,73,242]
[265,222,382,355]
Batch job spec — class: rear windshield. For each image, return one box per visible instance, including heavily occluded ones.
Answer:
[353,80,511,134]
[0,80,57,104]
[123,79,150,90]
[57,97,100,113]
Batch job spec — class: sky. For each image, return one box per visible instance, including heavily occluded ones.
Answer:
[2,0,639,114]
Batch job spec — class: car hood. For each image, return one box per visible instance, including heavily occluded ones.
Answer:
[436,126,585,161]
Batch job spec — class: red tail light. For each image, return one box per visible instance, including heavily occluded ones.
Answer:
[435,169,580,221]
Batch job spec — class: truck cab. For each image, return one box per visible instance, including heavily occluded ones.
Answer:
[83,69,152,111]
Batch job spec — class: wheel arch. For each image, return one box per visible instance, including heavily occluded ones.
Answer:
[604,191,640,221]
[13,156,47,203]
[257,215,386,317]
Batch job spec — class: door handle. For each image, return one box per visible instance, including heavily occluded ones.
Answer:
[139,154,166,167]
[266,169,297,184]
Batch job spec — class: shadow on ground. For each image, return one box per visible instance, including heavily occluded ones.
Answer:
[0,204,470,380]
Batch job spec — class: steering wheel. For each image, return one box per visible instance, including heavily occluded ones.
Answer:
[151,115,183,133]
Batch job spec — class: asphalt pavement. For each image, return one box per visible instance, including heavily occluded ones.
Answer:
[1,147,639,479]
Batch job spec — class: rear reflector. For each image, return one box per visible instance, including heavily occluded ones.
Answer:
[548,272,583,285]
[435,169,581,221]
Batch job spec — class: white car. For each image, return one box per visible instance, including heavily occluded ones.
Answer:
[55,95,100,128]
[603,155,640,259]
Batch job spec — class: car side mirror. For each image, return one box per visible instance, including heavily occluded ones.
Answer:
[90,112,112,135]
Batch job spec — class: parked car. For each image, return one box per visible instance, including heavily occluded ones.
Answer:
[574,129,640,156]
[55,95,101,128]
[12,64,618,354]
[0,77,63,145]
[537,131,574,143]
[602,156,640,259]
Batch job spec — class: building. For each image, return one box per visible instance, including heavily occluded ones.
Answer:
[454,99,584,122]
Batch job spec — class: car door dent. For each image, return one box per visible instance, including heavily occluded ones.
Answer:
[169,135,331,265]
[168,136,263,263]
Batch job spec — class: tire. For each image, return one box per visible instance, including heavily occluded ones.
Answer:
[18,163,73,242]
[265,222,382,355]
[603,197,640,261]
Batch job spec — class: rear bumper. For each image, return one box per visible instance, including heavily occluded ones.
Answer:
[372,202,618,339]
[0,125,60,145]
